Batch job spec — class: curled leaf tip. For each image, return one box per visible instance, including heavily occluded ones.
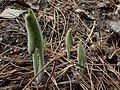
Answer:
[28,8,33,14]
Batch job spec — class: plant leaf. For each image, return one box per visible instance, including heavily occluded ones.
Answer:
[25,11,36,54]
[25,9,44,83]
[77,39,85,73]
[65,29,73,59]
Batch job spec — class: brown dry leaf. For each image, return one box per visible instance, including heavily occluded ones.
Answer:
[0,8,26,18]
[26,0,39,10]
[108,20,120,35]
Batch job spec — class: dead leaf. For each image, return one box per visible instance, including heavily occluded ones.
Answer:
[108,20,120,35]
[0,8,26,18]
[26,0,39,10]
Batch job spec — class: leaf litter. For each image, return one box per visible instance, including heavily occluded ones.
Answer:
[0,0,120,90]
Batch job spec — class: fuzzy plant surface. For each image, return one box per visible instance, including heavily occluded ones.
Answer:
[77,39,85,74]
[25,9,44,83]
[65,29,73,59]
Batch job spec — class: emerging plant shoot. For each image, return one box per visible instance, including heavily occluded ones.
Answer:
[65,29,73,59]
[77,39,85,74]
[25,9,44,83]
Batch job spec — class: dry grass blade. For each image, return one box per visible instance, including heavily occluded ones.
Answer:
[56,64,73,79]
[45,70,60,90]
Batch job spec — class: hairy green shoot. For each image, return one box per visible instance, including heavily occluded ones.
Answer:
[65,29,73,59]
[77,39,85,74]
[25,9,44,83]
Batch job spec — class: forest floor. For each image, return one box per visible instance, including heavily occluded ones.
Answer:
[0,0,120,90]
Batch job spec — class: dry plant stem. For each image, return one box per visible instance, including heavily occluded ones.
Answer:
[76,14,93,42]
[58,80,82,85]
[86,20,96,42]
[109,48,120,59]
[86,62,95,90]
[66,74,72,90]
[23,60,53,90]
[79,83,88,90]
[77,14,91,32]
[47,0,67,53]
[15,19,25,33]
[0,60,12,72]
[56,64,73,79]
[56,10,60,42]
[98,66,120,89]
[45,70,60,90]
[23,53,63,90]
[45,61,56,89]
[109,0,117,8]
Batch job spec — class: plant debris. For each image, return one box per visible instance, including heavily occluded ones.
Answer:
[0,0,120,90]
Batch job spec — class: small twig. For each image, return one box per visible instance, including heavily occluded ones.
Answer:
[45,70,60,90]
[67,74,72,90]
[44,60,56,89]
[23,55,61,90]
[109,49,120,59]
[0,60,12,72]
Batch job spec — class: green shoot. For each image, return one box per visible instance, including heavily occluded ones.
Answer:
[77,39,85,74]
[25,9,44,83]
[65,29,73,59]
